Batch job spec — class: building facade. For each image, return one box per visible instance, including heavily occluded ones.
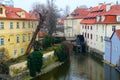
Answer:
[64,8,89,38]
[105,30,120,66]
[81,3,120,56]
[0,5,38,59]
[53,18,64,37]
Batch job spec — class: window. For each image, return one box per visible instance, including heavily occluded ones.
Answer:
[91,34,92,39]
[82,25,84,29]
[23,36,26,42]
[0,8,3,14]
[0,37,4,45]
[85,25,86,29]
[96,25,98,30]
[22,22,25,28]
[117,16,120,22]
[0,22,4,29]
[91,26,92,30]
[28,21,30,28]
[88,33,89,39]
[16,22,19,28]
[102,25,104,32]
[116,46,118,52]
[10,22,13,29]
[16,36,20,43]
[14,50,17,56]
[88,26,89,29]
[28,34,30,41]
[112,26,116,31]
[101,36,103,42]
[85,33,86,37]
[101,16,105,22]
[32,22,34,28]
[21,48,24,54]
[96,35,98,41]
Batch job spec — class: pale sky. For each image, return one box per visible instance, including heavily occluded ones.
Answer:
[13,0,118,12]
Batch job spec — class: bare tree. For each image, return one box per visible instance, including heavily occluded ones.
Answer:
[32,0,60,35]
[62,5,70,18]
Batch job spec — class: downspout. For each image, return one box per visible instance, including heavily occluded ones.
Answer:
[110,40,112,64]
[105,24,107,37]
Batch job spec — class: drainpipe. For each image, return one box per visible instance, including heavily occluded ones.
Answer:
[110,40,112,64]
[105,24,107,37]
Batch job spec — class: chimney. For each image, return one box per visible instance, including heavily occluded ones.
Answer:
[99,3,103,5]
[116,1,118,5]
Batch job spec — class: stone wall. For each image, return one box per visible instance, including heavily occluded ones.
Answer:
[9,51,54,77]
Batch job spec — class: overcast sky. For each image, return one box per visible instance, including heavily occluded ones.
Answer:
[13,0,118,12]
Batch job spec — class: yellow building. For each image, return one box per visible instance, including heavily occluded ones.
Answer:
[0,5,38,59]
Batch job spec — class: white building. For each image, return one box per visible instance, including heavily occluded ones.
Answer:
[81,3,120,56]
[64,8,89,38]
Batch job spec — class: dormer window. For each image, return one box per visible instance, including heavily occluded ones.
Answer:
[0,8,3,14]
[101,16,105,22]
[117,16,120,22]
[96,16,100,22]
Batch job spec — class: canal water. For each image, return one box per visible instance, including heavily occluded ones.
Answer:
[33,53,120,80]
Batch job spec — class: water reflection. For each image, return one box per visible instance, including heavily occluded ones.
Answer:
[104,63,120,80]
[33,53,120,80]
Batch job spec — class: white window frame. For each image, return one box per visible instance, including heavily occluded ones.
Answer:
[21,48,24,54]
[16,36,20,43]
[16,22,19,28]
[14,50,17,56]
[0,22,4,29]
[10,22,13,29]
[23,36,26,42]
[0,37,4,45]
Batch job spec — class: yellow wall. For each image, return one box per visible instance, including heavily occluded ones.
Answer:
[0,6,6,17]
[0,19,38,59]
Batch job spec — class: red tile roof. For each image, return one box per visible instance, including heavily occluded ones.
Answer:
[58,18,64,25]
[96,15,117,24]
[72,8,89,19]
[0,5,38,20]
[101,5,120,16]
[38,31,48,37]
[81,4,120,24]
[81,18,96,24]
[81,4,106,24]
[65,8,89,20]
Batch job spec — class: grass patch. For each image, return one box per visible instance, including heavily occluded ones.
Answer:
[21,75,31,80]
[42,56,58,68]
[6,55,27,65]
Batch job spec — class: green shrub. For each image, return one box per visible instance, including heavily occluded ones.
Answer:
[54,44,68,62]
[54,37,66,44]
[33,41,41,51]
[27,51,43,77]
[42,35,54,49]
[0,62,9,74]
